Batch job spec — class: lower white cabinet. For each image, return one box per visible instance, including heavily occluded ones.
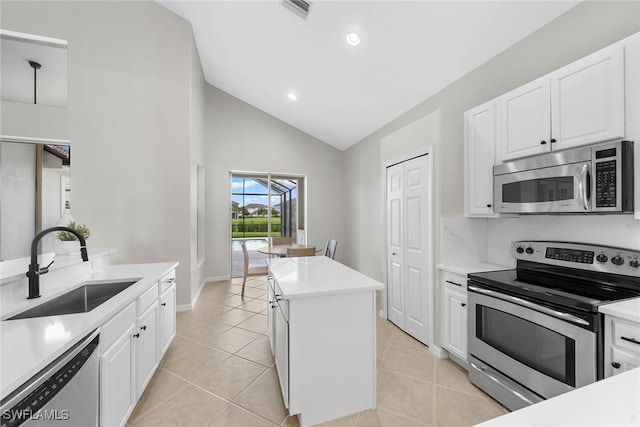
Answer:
[135,302,158,397]
[99,269,177,427]
[100,303,136,427]
[441,271,468,363]
[273,298,289,407]
[604,315,640,378]
[158,283,176,357]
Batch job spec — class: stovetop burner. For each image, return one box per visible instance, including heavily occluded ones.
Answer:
[469,241,640,313]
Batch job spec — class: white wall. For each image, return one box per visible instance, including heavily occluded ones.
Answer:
[1,1,205,307]
[204,85,344,280]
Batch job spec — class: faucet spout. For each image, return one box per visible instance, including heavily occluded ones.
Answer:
[26,226,89,299]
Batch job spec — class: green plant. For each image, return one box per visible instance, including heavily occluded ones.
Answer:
[57,221,91,241]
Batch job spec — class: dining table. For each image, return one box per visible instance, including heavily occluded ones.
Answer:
[257,244,321,257]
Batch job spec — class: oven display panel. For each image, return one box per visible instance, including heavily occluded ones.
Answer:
[546,247,594,264]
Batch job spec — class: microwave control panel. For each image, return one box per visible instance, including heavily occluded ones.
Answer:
[594,146,618,208]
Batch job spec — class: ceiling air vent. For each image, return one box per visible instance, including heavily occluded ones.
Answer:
[281,0,311,19]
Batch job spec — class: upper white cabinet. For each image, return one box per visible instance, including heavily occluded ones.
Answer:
[497,42,625,162]
[498,76,551,161]
[551,44,625,150]
[464,101,498,217]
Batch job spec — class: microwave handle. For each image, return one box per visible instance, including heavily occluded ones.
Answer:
[579,163,591,211]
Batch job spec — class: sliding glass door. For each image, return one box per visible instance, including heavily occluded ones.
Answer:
[230,172,305,277]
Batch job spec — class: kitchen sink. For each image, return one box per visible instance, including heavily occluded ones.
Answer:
[7,279,141,320]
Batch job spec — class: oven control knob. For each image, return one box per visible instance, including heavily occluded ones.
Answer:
[516,246,524,254]
[629,259,640,269]
[525,247,534,255]
[611,256,625,266]
[596,254,608,263]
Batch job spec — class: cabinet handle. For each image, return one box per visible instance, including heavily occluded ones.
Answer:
[486,204,492,208]
[461,303,467,307]
[446,280,462,287]
[141,325,147,331]
[550,138,556,143]
[133,333,140,338]
[621,336,640,345]
[161,302,167,306]
[612,362,621,369]
[540,140,547,145]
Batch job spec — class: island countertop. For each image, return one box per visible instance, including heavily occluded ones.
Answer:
[266,256,383,299]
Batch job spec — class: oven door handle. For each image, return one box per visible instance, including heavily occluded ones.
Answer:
[468,285,590,326]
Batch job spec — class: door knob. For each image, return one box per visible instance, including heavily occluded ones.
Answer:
[612,362,621,369]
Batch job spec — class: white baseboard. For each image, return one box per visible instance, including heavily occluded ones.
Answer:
[205,275,230,282]
[177,277,207,312]
[430,345,449,359]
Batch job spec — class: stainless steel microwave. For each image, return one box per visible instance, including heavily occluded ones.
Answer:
[494,140,634,214]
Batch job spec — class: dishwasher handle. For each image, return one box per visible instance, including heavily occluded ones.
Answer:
[0,328,100,419]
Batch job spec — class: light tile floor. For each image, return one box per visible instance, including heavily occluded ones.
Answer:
[128,276,509,427]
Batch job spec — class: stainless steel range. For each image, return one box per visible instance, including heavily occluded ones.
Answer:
[467,241,640,411]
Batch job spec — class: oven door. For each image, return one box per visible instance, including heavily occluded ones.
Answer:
[494,161,591,213]
[468,285,596,403]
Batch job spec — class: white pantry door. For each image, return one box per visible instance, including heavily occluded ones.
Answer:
[386,154,432,345]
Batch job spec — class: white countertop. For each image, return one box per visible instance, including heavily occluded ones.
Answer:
[600,297,640,323]
[436,261,513,276]
[477,368,640,426]
[0,261,178,400]
[266,256,383,299]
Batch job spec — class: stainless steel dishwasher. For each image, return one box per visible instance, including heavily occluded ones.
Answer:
[1,329,99,427]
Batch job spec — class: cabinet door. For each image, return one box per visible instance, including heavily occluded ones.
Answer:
[551,43,624,150]
[158,284,176,359]
[498,76,551,161]
[464,101,498,217]
[136,303,159,398]
[100,325,135,427]
[610,346,640,376]
[443,285,468,362]
[267,282,275,354]
[274,304,289,408]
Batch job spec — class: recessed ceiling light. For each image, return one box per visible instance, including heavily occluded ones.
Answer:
[288,92,298,101]
[346,32,360,46]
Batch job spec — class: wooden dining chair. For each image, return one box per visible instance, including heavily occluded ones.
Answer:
[271,236,293,245]
[286,247,316,257]
[324,239,338,259]
[241,241,268,296]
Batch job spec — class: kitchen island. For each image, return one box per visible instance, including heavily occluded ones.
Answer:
[266,256,384,427]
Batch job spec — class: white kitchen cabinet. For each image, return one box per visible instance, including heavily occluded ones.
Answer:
[100,302,136,427]
[267,257,382,427]
[464,100,499,217]
[100,324,135,427]
[605,315,640,378]
[158,281,176,358]
[497,42,625,162]
[441,271,468,363]
[267,281,275,353]
[135,301,159,398]
[498,76,551,161]
[551,44,625,151]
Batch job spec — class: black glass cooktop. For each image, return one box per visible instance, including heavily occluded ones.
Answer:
[469,262,640,313]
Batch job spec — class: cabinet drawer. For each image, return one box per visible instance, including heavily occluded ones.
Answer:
[137,283,159,314]
[101,302,135,350]
[271,279,288,321]
[443,271,467,291]
[612,319,640,354]
[159,270,176,294]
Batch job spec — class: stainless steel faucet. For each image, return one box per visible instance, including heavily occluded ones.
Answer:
[26,226,89,299]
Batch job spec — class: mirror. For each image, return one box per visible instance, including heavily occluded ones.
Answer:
[0,137,71,260]
[0,29,68,106]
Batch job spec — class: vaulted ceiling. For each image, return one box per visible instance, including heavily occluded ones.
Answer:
[158,1,580,150]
